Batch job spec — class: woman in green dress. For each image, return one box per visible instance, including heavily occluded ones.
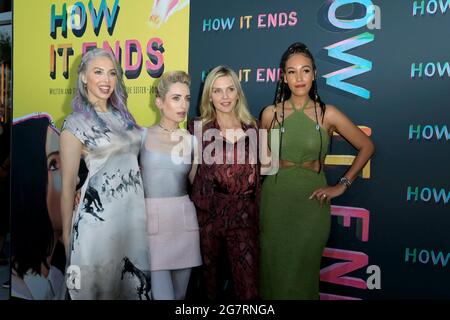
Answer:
[259,42,375,299]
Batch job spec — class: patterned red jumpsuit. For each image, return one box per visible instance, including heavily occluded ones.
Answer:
[189,119,261,300]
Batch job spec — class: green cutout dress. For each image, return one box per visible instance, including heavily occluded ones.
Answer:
[260,104,330,299]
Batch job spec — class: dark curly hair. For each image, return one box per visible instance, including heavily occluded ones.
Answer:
[271,42,327,173]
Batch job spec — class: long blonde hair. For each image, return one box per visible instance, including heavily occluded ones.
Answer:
[199,66,256,127]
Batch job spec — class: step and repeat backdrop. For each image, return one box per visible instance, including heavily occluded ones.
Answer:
[11,0,449,299]
[188,0,449,299]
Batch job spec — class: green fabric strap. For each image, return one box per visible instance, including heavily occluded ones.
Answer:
[288,97,310,112]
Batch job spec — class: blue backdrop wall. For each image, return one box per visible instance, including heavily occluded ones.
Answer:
[188,0,450,299]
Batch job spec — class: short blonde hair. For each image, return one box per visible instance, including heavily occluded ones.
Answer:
[156,70,191,100]
[199,66,256,127]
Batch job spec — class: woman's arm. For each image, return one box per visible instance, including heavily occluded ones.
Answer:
[188,133,199,184]
[260,105,279,176]
[310,105,375,206]
[329,105,375,181]
[260,106,273,175]
[60,130,83,255]
[188,163,198,185]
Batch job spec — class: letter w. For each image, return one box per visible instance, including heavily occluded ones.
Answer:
[431,251,450,267]
[433,188,450,204]
[323,32,374,99]
[435,125,449,140]
[221,17,235,30]
[89,0,120,36]
[440,0,450,13]
[320,248,368,289]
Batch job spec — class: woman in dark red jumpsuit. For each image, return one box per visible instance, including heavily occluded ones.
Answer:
[188,66,260,300]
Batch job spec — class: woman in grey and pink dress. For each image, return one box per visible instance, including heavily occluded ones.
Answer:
[140,71,201,300]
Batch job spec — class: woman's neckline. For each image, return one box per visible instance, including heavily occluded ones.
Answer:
[95,109,111,114]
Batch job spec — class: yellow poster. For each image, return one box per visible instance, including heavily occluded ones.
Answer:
[13,0,190,127]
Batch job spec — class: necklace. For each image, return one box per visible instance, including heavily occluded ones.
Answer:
[158,123,178,132]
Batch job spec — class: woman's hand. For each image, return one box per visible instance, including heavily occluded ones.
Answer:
[309,184,347,207]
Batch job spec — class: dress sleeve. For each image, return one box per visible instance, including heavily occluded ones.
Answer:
[61,113,85,144]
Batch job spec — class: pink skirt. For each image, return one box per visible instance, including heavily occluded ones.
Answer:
[145,195,202,271]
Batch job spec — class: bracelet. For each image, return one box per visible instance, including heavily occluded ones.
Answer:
[339,176,352,188]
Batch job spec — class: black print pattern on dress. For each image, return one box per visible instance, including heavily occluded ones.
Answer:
[83,185,105,221]
[121,257,152,300]
[74,124,111,147]
[101,169,142,201]
[72,212,83,250]
[63,111,150,299]
[91,125,111,141]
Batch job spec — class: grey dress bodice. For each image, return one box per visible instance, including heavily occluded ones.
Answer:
[140,127,194,198]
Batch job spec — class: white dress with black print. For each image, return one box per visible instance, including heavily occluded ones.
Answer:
[62,110,151,300]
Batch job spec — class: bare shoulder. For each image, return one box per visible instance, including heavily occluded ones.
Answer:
[261,104,276,129]
[324,104,340,115]
[180,128,193,138]
[324,104,347,121]
[60,129,82,147]
[262,104,276,115]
